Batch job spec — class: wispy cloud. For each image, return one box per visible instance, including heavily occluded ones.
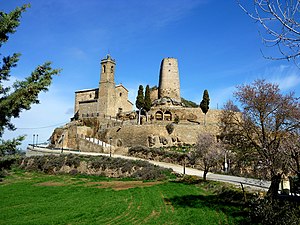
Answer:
[268,65,300,91]
[210,85,236,109]
[67,47,88,60]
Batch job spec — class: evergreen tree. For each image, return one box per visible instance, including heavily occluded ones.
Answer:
[144,85,151,112]
[135,85,144,110]
[135,85,144,124]
[0,5,61,153]
[200,90,210,114]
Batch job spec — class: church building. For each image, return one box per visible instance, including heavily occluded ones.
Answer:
[74,55,133,119]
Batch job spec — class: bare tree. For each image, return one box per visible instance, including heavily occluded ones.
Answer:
[194,133,224,180]
[238,0,300,65]
[220,79,300,198]
[280,132,300,176]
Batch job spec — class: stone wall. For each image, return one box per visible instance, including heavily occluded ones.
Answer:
[103,122,219,148]
[115,85,133,113]
[150,88,158,102]
[77,138,104,153]
[158,58,181,102]
[52,107,222,152]
[149,107,221,125]
[74,89,98,115]
[78,101,98,117]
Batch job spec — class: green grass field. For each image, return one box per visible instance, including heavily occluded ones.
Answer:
[0,169,249,225]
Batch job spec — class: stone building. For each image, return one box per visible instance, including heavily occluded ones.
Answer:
[158,58,181,102]
[74,55,133,119]
[51,55,222,152]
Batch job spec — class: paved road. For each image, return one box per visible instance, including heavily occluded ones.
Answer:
[27,146,270,191]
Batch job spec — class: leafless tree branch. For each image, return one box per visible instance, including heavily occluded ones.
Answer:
[238,0,300,65]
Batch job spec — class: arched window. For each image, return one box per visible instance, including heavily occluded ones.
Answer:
[155,111,163,120]
[164,111,172,121]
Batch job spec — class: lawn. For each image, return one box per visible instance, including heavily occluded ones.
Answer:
[0,169,249,225]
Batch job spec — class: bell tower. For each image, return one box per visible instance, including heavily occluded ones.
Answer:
[98,54,116,116]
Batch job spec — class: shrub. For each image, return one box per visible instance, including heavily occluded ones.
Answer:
[249,197,300,225]
[128,146,186,165]
[174,115,180,124]
[179,175,202,184]
[19,154,173,181]
[166,123,175,134]
[0,155,22,179]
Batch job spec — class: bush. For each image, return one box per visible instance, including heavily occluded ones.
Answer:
[19,154,174,181]
[128,146,186,165]
[166,123,175,134]
[179,175,202,184]
[249,197,300,225]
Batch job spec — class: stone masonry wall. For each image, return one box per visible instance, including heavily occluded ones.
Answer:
[158,58,181,102]
[103,122,219,148]
[115,85,133,113]
[74,89,98,115]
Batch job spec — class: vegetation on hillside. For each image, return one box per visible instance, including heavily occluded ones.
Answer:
[20,154,174,181]
[181,97,198,108]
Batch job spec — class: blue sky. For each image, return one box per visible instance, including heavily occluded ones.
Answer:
[1,0,300,149]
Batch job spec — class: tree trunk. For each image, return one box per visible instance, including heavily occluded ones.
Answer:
[203,169,208,181]
[267,173,282,199]
[138,108,141,125]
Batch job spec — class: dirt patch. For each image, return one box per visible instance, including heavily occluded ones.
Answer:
[36,181,66,187]
[87,181,162,190]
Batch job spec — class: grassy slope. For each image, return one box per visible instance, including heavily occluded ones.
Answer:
[0,169,248,225]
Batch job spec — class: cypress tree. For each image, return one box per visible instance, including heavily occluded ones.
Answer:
[144,85,151,112]
[135,85,144,124]
[200,90,210,114]
[135,85,144,110]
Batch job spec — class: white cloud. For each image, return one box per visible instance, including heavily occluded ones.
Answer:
[271,74,300,91]
[210,86,236,109]
[68,47,88,60]
[267,65,300,91]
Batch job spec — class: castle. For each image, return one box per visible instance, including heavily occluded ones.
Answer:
[51,55,221,153]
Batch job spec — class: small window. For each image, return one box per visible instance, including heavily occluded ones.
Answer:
[103,65,106,73]
[169,63,171,65]
[119,92,122,97]
[89,94,92,98]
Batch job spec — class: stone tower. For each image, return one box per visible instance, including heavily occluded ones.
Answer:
[158,58,181,102]
[98,54,116,116]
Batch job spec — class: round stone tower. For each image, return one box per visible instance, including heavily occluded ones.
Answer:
[158,58,181,102]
